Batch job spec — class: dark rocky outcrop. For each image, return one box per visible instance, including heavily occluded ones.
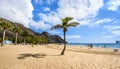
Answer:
[40,32,64,43]
[0,18,64,43]
[116,41,120,44]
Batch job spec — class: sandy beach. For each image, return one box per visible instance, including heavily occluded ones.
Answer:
[0,44,120,69]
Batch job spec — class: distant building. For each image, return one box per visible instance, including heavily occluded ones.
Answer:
[116,41,120,44]
[3,40,12,44]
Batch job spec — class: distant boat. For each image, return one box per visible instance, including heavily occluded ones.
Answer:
[116,41,120,44]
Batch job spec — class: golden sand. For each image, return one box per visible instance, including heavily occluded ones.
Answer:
[0,44,120,69]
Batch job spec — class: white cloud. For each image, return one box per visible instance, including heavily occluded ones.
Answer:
[107,0,120,11]
[111,26,120,30]
[46,0,56,5]
[30,20,51,31]
[38,0,104,26]
[95,18,113,25]
[39,13,61,25]
[104,25,120,37]
[104,25,120,31]
[0,0,33,28]
[44,7,50,11]
[36,0,119,32]
[111,30,120,35]
[80,19,91,25]
[57,0,103,18]
[89,18,114,27]
[35,0,56,5]
[1,0,118,32]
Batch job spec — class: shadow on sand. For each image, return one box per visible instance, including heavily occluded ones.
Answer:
[17,53,46,59]
[46,54,61,56]
[17,53,61,59]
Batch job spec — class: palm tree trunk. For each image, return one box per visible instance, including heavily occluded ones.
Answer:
[1,30,6,46]
[24,38,26,45]
[15,32,18,45]
[61,31,66,55]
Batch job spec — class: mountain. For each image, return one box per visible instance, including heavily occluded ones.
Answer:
[40,32,64,43]
[0,18,64,43]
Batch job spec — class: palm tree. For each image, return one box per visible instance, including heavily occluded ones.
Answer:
[0,21,11,46]
[40,37,48,45]
[21,31,29,45]
[13,27,22,45]
[30,36,39,47]
[51,17,79,55]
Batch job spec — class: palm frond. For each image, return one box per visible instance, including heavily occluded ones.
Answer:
[51,24,63,30]
[62,17,73,26]
[67,22,80,27]
[21,31,29,37]
[13,27,22,33]
[0,21,11,29]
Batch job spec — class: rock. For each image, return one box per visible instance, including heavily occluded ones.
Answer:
[40,32,64,43]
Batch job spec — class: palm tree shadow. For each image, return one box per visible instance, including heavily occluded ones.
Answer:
[17,53,46,59]
[46,54,61,56]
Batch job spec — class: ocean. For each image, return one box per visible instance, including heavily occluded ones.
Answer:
[68,43,120,48]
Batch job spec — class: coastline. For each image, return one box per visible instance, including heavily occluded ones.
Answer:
[48,44,120,55]
[0,44,120,69]
[68,43,120,48]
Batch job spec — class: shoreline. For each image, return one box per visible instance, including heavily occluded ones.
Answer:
[47,44,120,56]
[67,43,120,49]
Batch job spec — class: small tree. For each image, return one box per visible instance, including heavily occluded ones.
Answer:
[13,27,22,45]
[21,31,29,45]
[0,21,11,46]
[31,36,38,47]
[51,17,79,55]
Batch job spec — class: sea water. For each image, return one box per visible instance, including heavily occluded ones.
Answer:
[68,43,120,48]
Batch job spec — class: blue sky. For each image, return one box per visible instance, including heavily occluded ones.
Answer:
[0,0,120,43]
